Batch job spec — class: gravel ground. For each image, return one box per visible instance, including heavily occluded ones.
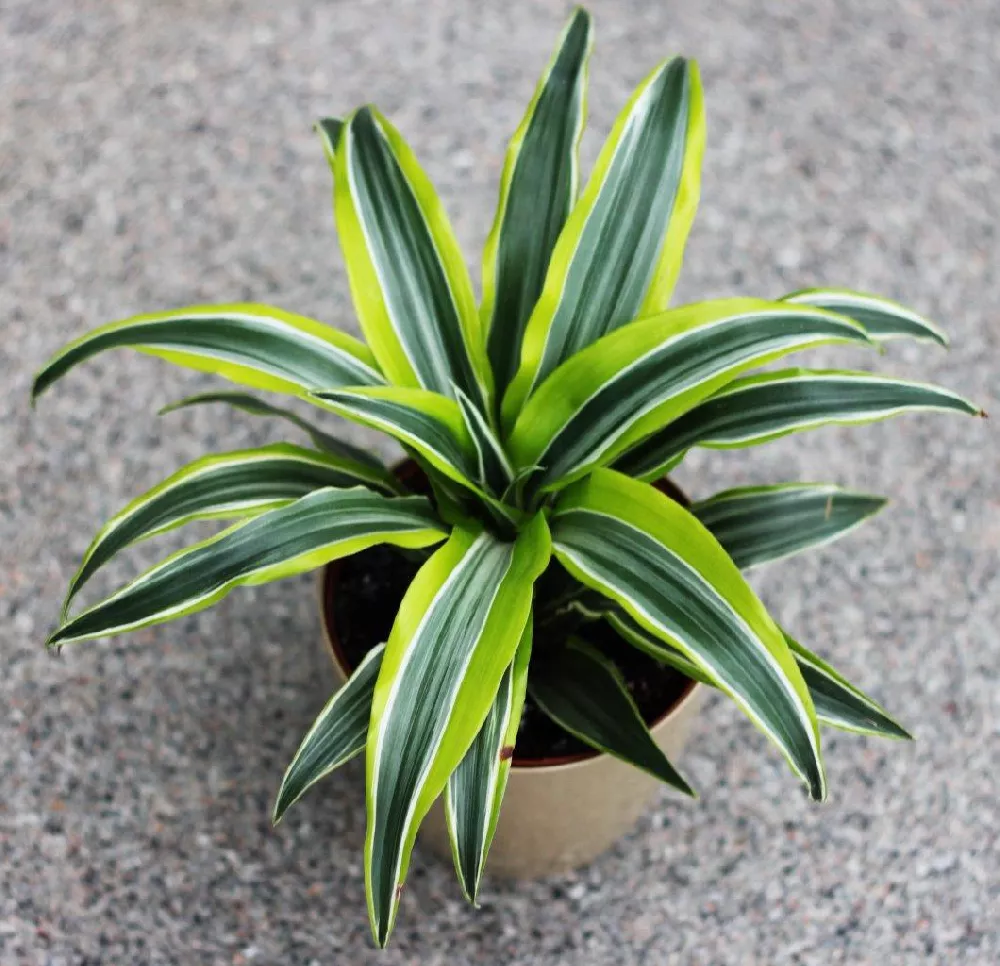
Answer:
[3,0,998,963]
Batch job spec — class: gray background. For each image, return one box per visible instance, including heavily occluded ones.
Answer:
[3,0,997,963]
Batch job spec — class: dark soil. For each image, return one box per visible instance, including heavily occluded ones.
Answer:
[327,544,692,765]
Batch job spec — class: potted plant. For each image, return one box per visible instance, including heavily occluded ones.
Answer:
[33,8,981,948]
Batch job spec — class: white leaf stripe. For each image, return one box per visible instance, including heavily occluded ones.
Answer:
[692,483,888,570]
[159,390,393,478]
[338,107,490,408]
[32,304,384,401]
[782,288,948,345]
[529,638,694,795]
[273,643,385,823]
[614,369,981,481]
[63,444,389,615]
[365,521,549,945]
[483,8,593,396]
[509,303,871,492]
[551,472,824,800]
[47,488,446,647]
[503,57,702,422]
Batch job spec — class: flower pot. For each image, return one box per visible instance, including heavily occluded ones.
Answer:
[317,468,703,880]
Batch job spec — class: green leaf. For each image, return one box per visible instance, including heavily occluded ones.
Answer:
[273,643,385,824]
[615,368,982,481]
[312,386,524,530]
[445,620,532,904]
[507,300,870,494]
[47,488,446,648]
[365,516,550,947]
[692,483,889,570]
[594,604,714,685]
[784,633,911,740]
[483,8,593,398]
[564,589,714,683]
[502,56,705,425]
[455,386,514,496]
[159,390,391,476]
[551,469,826,800]
[311,386,479,490]
[314,116,344,167]
[529,637,695,795]
[62,443,398,617]
[595,606,910,740]
[334,106,492,410]
[782,288,948,346]
[32,304,383,402]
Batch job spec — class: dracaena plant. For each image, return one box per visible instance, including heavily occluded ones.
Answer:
[34,8,981,947]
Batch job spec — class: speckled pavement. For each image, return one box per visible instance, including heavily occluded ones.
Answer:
[3,1,998,963]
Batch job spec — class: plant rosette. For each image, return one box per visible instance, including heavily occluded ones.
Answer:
[34,7,982,948]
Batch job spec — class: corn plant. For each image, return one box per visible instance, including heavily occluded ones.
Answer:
[34,8,981,946]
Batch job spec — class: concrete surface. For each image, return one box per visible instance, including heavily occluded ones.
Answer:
[3,0,998,963]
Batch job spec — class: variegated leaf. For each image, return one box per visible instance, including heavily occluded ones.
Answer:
[445,621,532,904]
[32,304,383,402]
[47,488,446,648]
[596,606,910,740]
[365,516,550,946]
[313,386,524,529]
[615,369,981,481]
[502,56,705,424]
[529,636,694,794]
[483,8,593,398]
[312,386,479,491]
[159,390,390,475]
[785,633,911,740]
[692,483,888,570]
[782,288,948,345]
[507,300,870,494]
[335,106,492,409]
[62,443,398,616]
[551,469,825,800]
[273,643,385,823]
[314,116,344,166]
[455,386,514,496]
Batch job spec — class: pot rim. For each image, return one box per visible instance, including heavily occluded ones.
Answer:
[316,461,701,774]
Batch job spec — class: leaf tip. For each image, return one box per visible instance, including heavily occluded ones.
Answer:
[865,494,890,517]
[271,792,288,826]
[808,774,828,804]
[29,373,47,407]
